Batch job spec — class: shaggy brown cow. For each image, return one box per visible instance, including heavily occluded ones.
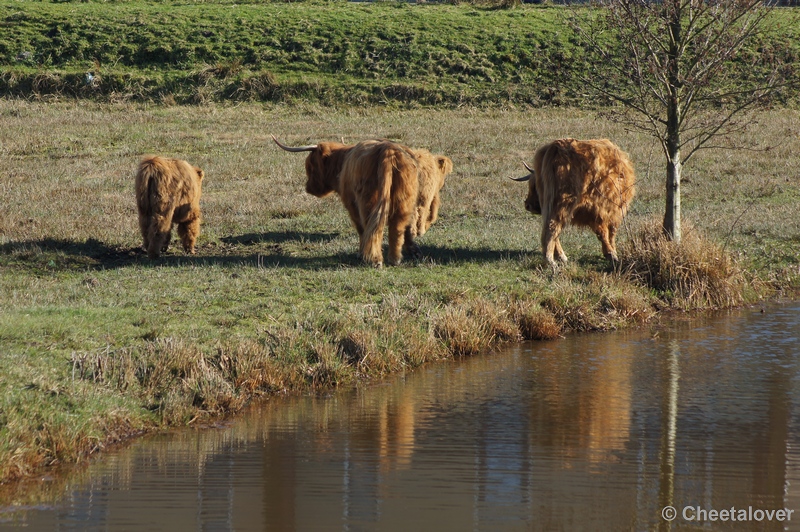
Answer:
[512,138,635,266]
[409,148,453,240]
[274,136,451,267]
[135,155,204,259]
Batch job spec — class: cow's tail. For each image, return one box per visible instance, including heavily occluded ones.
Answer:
[361,149,395,266]
[136,156,176,258]
[135,157,160,216]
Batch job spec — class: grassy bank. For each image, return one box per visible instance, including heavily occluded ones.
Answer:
[1,101,799,486]
[1,2,798,106]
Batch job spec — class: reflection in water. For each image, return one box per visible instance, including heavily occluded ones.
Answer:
[657,340,680,532]
[2,305,800,531]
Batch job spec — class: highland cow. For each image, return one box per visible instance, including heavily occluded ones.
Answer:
[512,138,635,266]
[409,148,453,240]
[274,136,451,267]
[135,155,204,259]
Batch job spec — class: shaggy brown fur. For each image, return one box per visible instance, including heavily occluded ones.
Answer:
[409,148,453,240]
[333,139,420,267]
[516,138,636,266]
[275,137,452,267]
[135,155,204,259]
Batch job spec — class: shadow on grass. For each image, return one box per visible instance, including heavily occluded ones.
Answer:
[0,235,532,272]
[574,253,617,273]
[418,244,528,265]
[221,231,338,246]
[0,238,141,271]
[0,235,356,272]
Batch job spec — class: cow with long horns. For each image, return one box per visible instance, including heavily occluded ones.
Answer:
[512,138,635,266]
[274,136,451,267]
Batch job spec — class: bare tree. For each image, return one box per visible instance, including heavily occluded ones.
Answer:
[568,0,781,243]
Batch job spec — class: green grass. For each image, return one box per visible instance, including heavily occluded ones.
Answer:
[1,2,797,106]
[0,101,799,487]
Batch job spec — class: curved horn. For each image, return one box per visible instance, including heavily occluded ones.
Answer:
[272,135,318,152]
[522,160,535,174]
[508,160,534,182]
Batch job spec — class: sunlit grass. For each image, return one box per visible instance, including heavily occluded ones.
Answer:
[1,3,797,106]
[0,101,798,485]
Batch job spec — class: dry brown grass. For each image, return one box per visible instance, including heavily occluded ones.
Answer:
[620,219,750,309]
[433,299,522,357]
[512,301,563,340]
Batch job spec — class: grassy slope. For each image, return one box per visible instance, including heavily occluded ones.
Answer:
[0,2,570,104]
[1,2,798,105]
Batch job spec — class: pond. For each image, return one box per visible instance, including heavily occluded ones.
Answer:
[2,304,799,531]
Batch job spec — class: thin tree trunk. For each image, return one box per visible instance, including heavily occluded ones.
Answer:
[664,153,682,243]
[664,0,682,244]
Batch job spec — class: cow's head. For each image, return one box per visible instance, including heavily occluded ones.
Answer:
[435,155,454,184]
[421,154,454,234]
[273,136,349,198]
[510,161,541,215]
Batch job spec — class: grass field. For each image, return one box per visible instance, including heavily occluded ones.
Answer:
[1,100,799,486]
[1,2,798,106]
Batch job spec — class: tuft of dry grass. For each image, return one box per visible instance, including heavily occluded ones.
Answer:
[512,301,563,340]
[433,299,521,357]
[433,307,491,357]
[620,219,749,309]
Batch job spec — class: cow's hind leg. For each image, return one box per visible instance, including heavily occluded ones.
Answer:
[593,224,617,262]
[387,183,419,265]
[541,213,566,268]
[178,211,201,255]
[360,217,386,268]
[138,212,150,252]
[402,226,423,261]
[161,230,172,253]
[554,238,568,264]
[147,211,173,259]
[607,225,619,262]
[354,191,387,267]
[387,210,414,266]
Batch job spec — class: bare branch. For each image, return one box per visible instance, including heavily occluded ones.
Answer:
[567,0,784,241]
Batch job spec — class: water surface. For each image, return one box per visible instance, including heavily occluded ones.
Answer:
[2,304,800,531]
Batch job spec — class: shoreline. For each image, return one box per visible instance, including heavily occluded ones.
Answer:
[1,296,798,508]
